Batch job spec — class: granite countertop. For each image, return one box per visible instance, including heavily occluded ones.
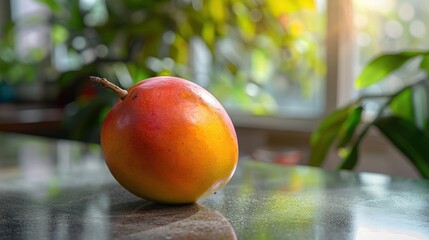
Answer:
[0,133,428,239]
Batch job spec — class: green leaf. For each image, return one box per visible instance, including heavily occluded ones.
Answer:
[309,105,354,166]
[35,0,61,12]
[412,84,428,130]
[337,106,363,148]
[208,0,226,23]
[67,0,86,30]
[337,144,359,170]
[389,87,414,124]
[52,24,69,44]
[419,55,429,76]
[375,116,429,178]
[311,105,352,145]
[266,0,315,17]
[309,130,341,167]
[425,118,429,136]
[355,51,428,89]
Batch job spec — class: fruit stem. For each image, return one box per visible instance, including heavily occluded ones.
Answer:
[90,76,128,100]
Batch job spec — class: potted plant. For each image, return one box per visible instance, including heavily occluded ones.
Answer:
[309,50,429,178]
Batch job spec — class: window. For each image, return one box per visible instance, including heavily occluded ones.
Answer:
[331,0,429,117]
[351,0,429,109]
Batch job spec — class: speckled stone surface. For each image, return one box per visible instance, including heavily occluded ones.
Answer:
[0,133,429,239]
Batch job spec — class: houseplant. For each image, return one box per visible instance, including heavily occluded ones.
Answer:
[309,50,429,178]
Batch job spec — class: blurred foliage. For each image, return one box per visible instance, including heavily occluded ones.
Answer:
[0,22,40,84]
[310,50,429,178]
[0,0,324,142]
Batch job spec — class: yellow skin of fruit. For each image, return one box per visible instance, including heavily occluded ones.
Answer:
[101,76,239,204]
